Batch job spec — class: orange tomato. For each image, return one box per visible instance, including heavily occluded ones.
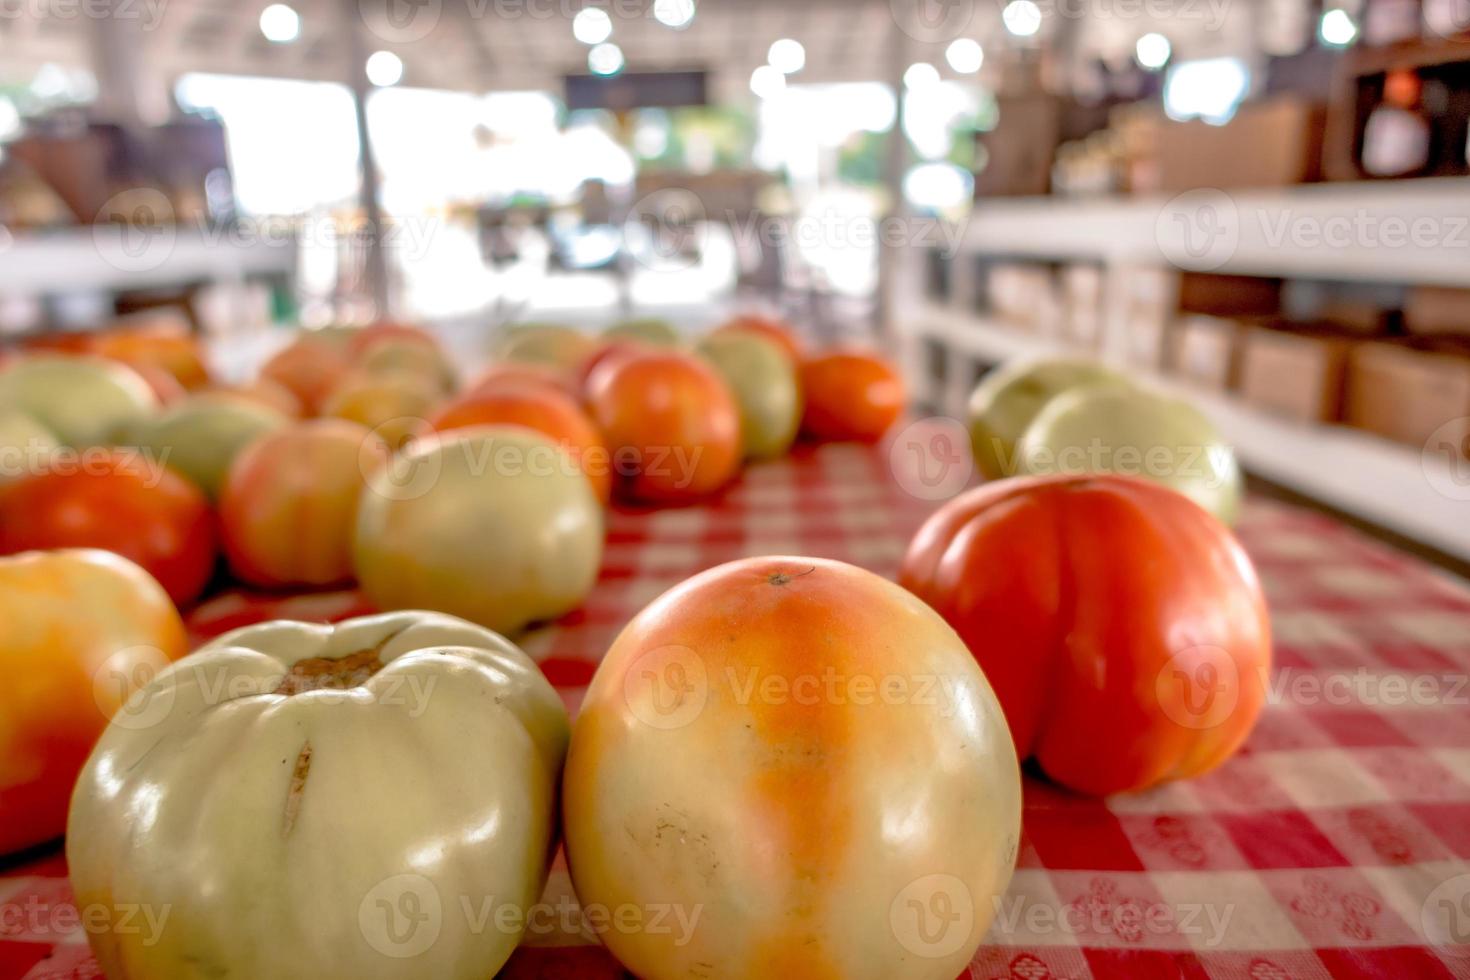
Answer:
[798,350,905,443]
[0,549,188,855]
[259,338,352,416]
[575,339,653,396]
[563,556,1020,979]
[584,351,741,504]
[900,473,1272,795]
[219,419,389,588]
[92,324,212,390]
[322,370,439,451]
[429,383,611,504]
[0,451,217,607]
[712,314,802,361]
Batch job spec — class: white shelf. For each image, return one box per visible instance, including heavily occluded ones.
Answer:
[0,227,296,295]
[960,178,1470,287]
[909,303,1470,564]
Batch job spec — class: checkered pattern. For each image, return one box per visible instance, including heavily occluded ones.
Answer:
[4,443,1470,979]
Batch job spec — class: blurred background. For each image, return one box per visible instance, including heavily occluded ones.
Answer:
[0,0,1467,560]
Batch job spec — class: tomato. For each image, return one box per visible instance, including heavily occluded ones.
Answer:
[260,338,353,416]
[798,350,904,443]
[356,338,456,394]
[496,323,596,372]
[574,339,651,397]
[354,427,603,633]
[585,350,741,503]
[69,611,568,978]
[220,419,388,588]
[429,383,611,504]
[124,394,289,500]
[207,378,304,419]
[126,360,188,406]
[564,557,1020,980]
[92,323,213,390]
[346,320,439,357]
[322,371,439,451]
[0,354,158,448]
[468,362,578,399]
[0,550,187,855]
[602,318,680,347]
[900,474,1272,795]
[697,332,801,459]
[711,314,802,361]
[0,451,217,606]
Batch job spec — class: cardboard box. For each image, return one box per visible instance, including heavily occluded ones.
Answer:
[1171,316,1241,391]
[1061,264,1105,349]
[1154,98,1326,192]
[1178,273,1283,318]
[1345,343,1470,453]
[1237,327,1349,423]
[1404,286,1470,337]
[988,264,1060,333]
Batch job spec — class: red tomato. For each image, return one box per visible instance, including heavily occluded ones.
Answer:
[799,350,904,443]
[429,383,611,504]
[220,419,387,588]
[712,314,802,361]
[0,452,217,607]
[584,351,741,503]
[0,550,188,855]
[260,338,352,416]
[900,474,1272,795]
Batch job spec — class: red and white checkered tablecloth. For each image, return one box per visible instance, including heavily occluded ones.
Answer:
[4,443,1470,979]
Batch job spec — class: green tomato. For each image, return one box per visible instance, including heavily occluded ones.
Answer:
[698,332,801,460]
[1017,383,1242,525]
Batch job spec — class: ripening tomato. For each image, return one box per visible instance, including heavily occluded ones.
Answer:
[220,419,389,588]
[711,314,802,361]
[429,383,611,504]
[260,338,352,416]
[322,370,439,451]
[585,351,741,503]
[92,323,213,391]
[126,361,188,407]
[346,320,439,357]
[207,378,304,419]
[0,451,217,606]
[0,549,188,855]
[900,474,1272,796]
[798,350,904,443]
[564,557,1020,980]
[575,339,653,397]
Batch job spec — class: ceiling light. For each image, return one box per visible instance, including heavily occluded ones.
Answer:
[768,38,805,74]
[365,50,404,87]
[945,38,983,73]
[588,41,625,75]
[573,8,613,45]
[259,4,301,43]
[1135,32,1171,70]
[1002,0,1042,37]
[653,0,695,28]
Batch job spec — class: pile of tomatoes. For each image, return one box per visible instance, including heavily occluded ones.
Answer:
[0,314,1272,980]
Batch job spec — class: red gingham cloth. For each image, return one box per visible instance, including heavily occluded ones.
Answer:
[4,443,1470,979]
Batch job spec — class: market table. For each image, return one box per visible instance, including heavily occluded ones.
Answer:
[3,443,1470,979]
